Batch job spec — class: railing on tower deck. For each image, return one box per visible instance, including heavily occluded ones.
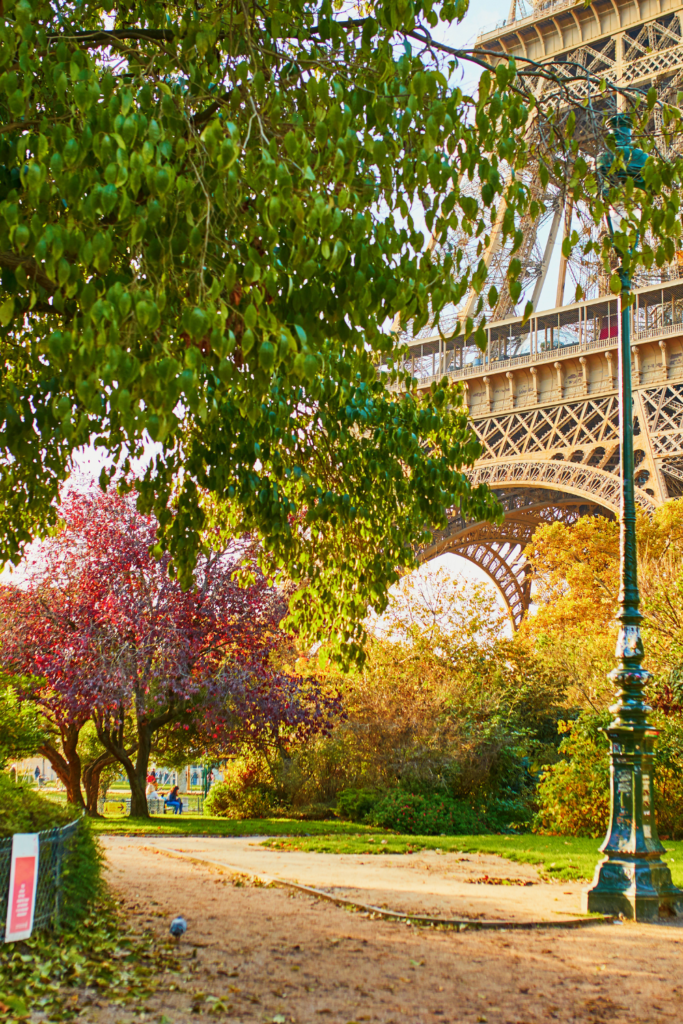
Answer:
[382,279,683,389]
[478,0,585,39]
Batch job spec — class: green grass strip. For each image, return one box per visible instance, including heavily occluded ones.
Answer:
[263,833,683,884]
[91,815,376,838]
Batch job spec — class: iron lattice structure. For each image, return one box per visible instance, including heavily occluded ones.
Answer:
[420,489,614,626]
[401,0,683,625]
[463,0,683,320]
[411,284,683,623]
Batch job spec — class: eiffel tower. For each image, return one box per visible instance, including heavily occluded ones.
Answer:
[407,0,683,624]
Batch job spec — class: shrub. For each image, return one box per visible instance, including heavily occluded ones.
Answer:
[59,819,103,930]
[648,715,683,840]
[533,714,610,837]
[483,792,535,833]
[204,779,278,819]
[218,571,568,821]
[272,730,362,810]
[0,774,74,836]
[367,790,484,835]
[336,787,381,822]
[0,774,102,929]
[534,709,683,839]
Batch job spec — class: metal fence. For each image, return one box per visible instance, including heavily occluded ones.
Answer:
[149,793,204,815]
[0,819,80,941]
[102,793,205,816]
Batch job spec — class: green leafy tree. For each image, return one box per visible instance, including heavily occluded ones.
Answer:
[0,677,46,769]
[0,0,681,661]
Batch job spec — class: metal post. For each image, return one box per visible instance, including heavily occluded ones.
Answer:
[202,764,216,798]
[583,269,683,919]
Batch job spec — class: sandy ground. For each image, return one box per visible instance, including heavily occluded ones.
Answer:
[82,838,683,1024]
[102,836,584,924]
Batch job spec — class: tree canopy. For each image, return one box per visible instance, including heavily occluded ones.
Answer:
[520,500,683,709]
[1,0,682,659]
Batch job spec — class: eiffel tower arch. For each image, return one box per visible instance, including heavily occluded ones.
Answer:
[419,489,616,627]
[405,0,683,626]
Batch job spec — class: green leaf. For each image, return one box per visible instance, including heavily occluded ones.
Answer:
[258,340,276,370]
[0,298,14,326]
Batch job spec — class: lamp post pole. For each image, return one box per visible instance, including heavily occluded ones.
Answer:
[583,114,683,920]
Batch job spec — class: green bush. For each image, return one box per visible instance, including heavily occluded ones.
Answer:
[533,709,683,840]
[533,714,610,838]
[204,778,279,819]
[59,819,103,930]
[652,716,683,839]
[0,773,74,836]
[336,787,381,822]
[0,774,102,930]
[483,792,535,833]
[367,790,484,835]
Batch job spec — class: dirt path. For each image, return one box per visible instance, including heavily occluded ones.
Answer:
[94,839,683,1024]
[102,835,584,924]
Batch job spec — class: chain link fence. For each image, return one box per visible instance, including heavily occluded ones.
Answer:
[0,819,80,941]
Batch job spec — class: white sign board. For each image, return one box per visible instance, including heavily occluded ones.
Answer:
[5,833,39,942]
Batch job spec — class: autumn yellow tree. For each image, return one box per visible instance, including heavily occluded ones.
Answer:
[526,499,683,837]
[519,514,619,710]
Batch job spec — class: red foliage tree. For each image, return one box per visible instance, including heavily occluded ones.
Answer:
[0,487,338,817]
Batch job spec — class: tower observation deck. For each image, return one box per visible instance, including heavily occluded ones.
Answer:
[399,0,683,624]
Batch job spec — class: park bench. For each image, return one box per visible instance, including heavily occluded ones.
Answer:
[102,794,205,816]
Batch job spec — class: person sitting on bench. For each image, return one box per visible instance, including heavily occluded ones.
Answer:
[164,785,183,814]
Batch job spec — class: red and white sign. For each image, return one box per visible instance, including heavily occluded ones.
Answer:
[5,833,39,943]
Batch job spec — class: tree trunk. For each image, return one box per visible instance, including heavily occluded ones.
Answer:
[37,722,86,809]
[94,702,177,819]
[128,766,149,817]
[129,719,154,818]
[94,712,157,818]
[82,750,119,817]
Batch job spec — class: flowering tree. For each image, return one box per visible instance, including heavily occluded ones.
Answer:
[0,574,111,807]
[0,487,338,816]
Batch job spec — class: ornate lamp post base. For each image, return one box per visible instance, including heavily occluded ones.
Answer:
[584,860,682,921]
[582,717,683,921]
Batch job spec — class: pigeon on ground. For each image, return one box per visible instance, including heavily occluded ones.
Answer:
[170,915,187,943]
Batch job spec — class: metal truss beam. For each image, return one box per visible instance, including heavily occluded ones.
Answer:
[419,493,614,628]
[468,460,658,513]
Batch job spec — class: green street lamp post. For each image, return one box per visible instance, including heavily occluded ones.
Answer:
[583,114,683,919]
[202,763,218,799]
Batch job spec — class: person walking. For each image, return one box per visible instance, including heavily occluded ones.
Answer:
[145,770,158,797]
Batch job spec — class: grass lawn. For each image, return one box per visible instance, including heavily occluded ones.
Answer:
[91,815,378,838]
[263,832,683,885]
